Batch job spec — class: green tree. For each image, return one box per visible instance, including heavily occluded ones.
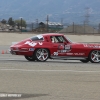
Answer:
[8,17,15,26]
[1,19,7,24]
[15,19,26,28]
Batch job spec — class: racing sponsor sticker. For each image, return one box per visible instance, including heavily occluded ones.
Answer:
[25,41,37,47]
[66,53,85,56]
[66,53,73,55]
[58,44,65,50]
[29,48,35,51]
[58,50,67,53]
[84,44,100,48]
[65,45,71,50]
[38,42,43,45]
[58,44,71,53]
[74,53,85,56]
[37,35,43,39]
[53,52,58,56]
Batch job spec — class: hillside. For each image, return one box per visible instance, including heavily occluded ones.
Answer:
[0,0,100,24]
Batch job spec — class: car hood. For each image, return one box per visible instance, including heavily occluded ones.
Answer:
[71,42,100,49]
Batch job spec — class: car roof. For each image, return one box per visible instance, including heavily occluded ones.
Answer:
[42,33,64,37]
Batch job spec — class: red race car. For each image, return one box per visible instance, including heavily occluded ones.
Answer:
[10,33,100,63]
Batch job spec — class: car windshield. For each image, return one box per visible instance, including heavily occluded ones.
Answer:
[31,35,44,41]
[65,36,72,43]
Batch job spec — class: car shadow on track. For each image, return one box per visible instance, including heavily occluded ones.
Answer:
[0,92,48,100]
[0,59,92,64]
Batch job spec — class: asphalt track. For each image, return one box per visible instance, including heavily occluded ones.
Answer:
[0,46,100,100]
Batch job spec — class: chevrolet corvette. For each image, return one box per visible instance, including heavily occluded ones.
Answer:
[10,33,100,63]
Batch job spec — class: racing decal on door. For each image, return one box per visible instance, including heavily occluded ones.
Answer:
[53,44,71,56]
[58,44,65,50]
[65,45,71,50]
[58,44,71,53]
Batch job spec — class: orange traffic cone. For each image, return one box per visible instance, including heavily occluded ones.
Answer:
[1,50,5,54]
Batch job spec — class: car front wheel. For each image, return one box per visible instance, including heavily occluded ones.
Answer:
[89,50,100,63]
[35,48,49,62]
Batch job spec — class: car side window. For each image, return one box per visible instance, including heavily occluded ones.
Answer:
[56,36,66,43]
[50,36,59,43]
[50,36,66,43]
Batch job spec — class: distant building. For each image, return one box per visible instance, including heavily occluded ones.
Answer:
[38,22,63,32]
[0,22,20,32]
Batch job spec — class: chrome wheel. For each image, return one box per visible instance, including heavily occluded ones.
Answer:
[35,49,49,61]
[89,50,100,63]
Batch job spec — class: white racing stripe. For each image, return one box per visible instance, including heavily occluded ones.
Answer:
[0,69,100,73]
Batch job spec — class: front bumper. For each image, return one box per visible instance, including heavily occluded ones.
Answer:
[9,50,17,55]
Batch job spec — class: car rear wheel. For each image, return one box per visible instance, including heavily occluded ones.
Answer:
[89,50,100,63]
[25,56,36,61]
[80,59,89,63]
[35,48,49,62]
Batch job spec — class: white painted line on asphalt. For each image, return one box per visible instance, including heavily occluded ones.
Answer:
[0,69,100,73]
[0,59,24,61]
[0,59,16,60]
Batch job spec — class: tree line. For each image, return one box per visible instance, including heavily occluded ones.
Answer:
[1,17,26,28]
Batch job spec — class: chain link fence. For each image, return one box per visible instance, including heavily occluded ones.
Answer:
[0,21,100,35]
[59,22,100,34]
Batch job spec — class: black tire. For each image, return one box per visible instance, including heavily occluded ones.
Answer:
[34,48,49,62]
[89,50,100,63]
[80,59,89,63]
[24,56,36,61]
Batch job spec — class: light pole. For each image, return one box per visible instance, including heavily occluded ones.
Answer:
[21,17,22,32]
[19,17,23,32]
[32,22,34,31]
[46,15,49,32]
